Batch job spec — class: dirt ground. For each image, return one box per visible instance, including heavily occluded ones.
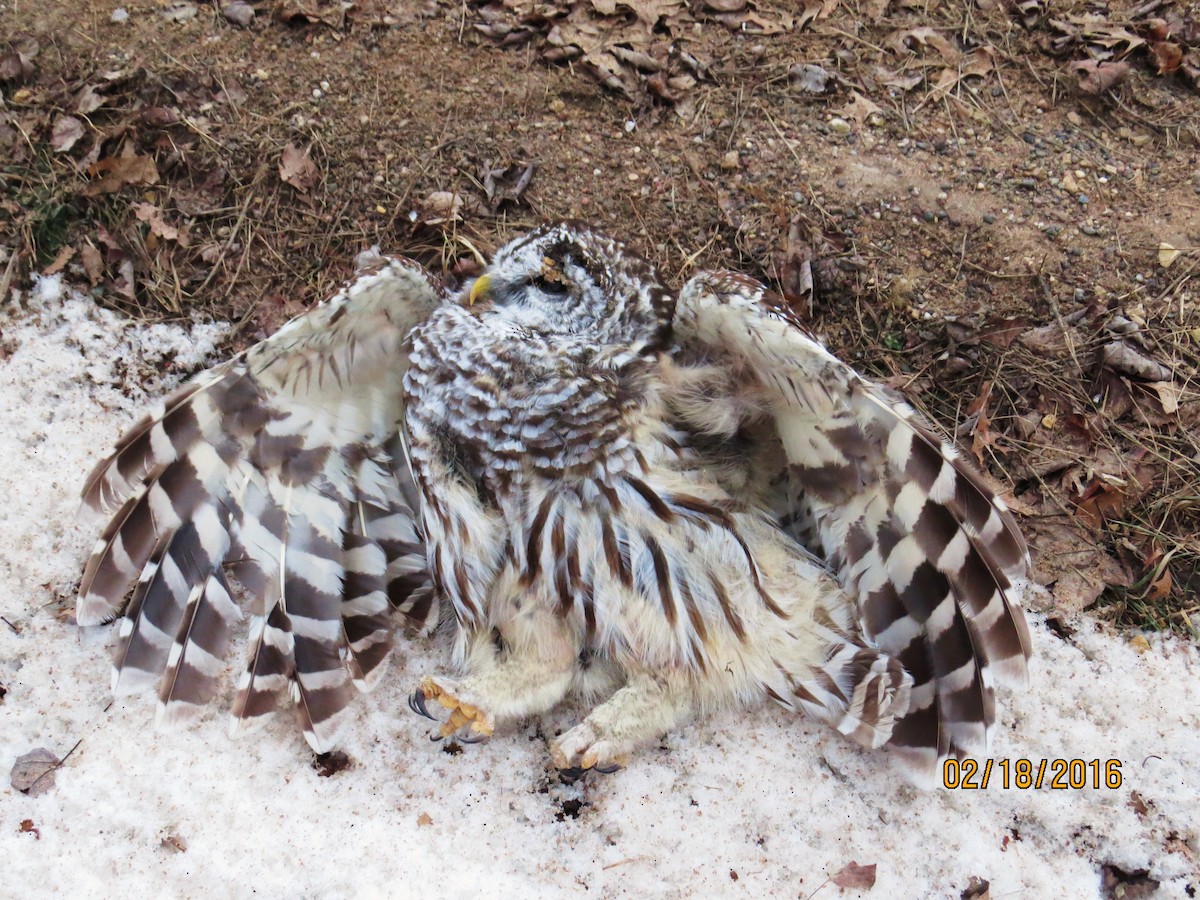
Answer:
[2,0,1199,637]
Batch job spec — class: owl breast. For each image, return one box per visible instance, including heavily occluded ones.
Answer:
[405,305,652,500]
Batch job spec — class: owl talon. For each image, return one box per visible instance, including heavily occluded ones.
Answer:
[594,763,623,775]
[417,676,495,740]
[408,689,436,720]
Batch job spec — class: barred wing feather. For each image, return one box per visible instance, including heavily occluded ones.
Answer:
[673,270,1031,776]
[77,259,441,751]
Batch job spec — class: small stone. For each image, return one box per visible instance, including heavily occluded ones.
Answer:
[1077,194,1089,204]
[220,1,254,26]
[1067,111,1082,126]
[720,150,740,170]
[828,118,852,135]
[549,98,565,113]
[983,214,996,224]
[110,7,129,22]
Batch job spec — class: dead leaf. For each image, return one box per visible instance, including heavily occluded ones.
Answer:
[1147,565,1172,601]
[1025,518,1130,612]
[874,65,924,91]
[84,152,159,195]
[133,202,191,246]
[887,26,960,63]
[1070,59,1130,95]
[481,161,535,210]
[11,748,60,797]
[279,143,319,193]
[1100,340,1173,382]
[417,812,433,826]
[1158,242,1180,268]
[1074,478,1128,528]
[161,833,188,853]
[775,213,814,316]
[416,191,464,225]
[1149,41,1183,74]
[1143,381,1181,415]
[74,84,105,115]
[831,860,877,890]
[19,819,40,840]
[50,115,85,153]
[977,317,1027,348]
[80,242,104,285]
[41,245,75,276]
[968,380,995,465]
[835,91,883,124]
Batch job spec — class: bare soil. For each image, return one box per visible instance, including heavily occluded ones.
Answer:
[2,0,1198,635]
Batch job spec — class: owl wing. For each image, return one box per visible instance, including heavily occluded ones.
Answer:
[672,270,1031,773]
[78,258,442,752]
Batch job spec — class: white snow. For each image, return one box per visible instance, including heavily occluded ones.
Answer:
[1,284,1197,898]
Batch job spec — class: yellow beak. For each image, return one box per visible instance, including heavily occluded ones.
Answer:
[468,274,492,306]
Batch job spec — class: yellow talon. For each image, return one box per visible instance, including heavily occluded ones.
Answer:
[421,676,494,737]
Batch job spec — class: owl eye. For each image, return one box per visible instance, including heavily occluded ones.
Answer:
[532,273,571,297]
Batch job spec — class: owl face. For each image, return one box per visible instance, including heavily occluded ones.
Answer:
[470,222,674,346]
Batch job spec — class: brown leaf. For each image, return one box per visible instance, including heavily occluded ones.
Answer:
[74,84,105,115]
[19,819,40,840]
[834,91,883,124]
[1100,340,1173,382]
[80,241,105,285]
[279,142,319,193]
[977,316,1027,348]
[84,153,159,195]
[133,202,191,246]
[11,748,60,797]
[1146,565,1172,601]
[1025,518,1130,612]
[160,833,188,853]
[1149,41,1183,74]
[417,812,433,826]
[1069,59,1130,95]
[41,245,75,276]
[416,190,465,225]
[1074,478,1128,528]
[50,115,85,153]
[831,861,877,890]
[887,26,960,63]
[775,214,814,315]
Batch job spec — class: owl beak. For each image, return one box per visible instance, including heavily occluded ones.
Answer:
[468,275,492,306]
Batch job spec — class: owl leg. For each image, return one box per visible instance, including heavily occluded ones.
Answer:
[550,668,693,772]
[413,606,578,739]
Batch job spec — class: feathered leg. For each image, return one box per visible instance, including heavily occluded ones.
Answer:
[550,669,694,772]
[413,599,578,738]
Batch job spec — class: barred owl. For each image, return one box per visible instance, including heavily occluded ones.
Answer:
[76,222,1030,783]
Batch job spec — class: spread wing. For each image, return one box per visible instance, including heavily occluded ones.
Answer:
[78,258,443,752]
[672,270,1031,774]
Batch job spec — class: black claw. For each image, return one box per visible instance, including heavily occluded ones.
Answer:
[557,766,586,784]
[408,689,435,720]
[594,763,622,775]
[428,731,444,742]
[459,731,487,744]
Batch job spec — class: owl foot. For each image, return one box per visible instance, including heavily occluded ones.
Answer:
[550,723,627,773]
[413,676,495,739]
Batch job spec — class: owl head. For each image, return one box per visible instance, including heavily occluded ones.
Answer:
[468,222,674,347]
